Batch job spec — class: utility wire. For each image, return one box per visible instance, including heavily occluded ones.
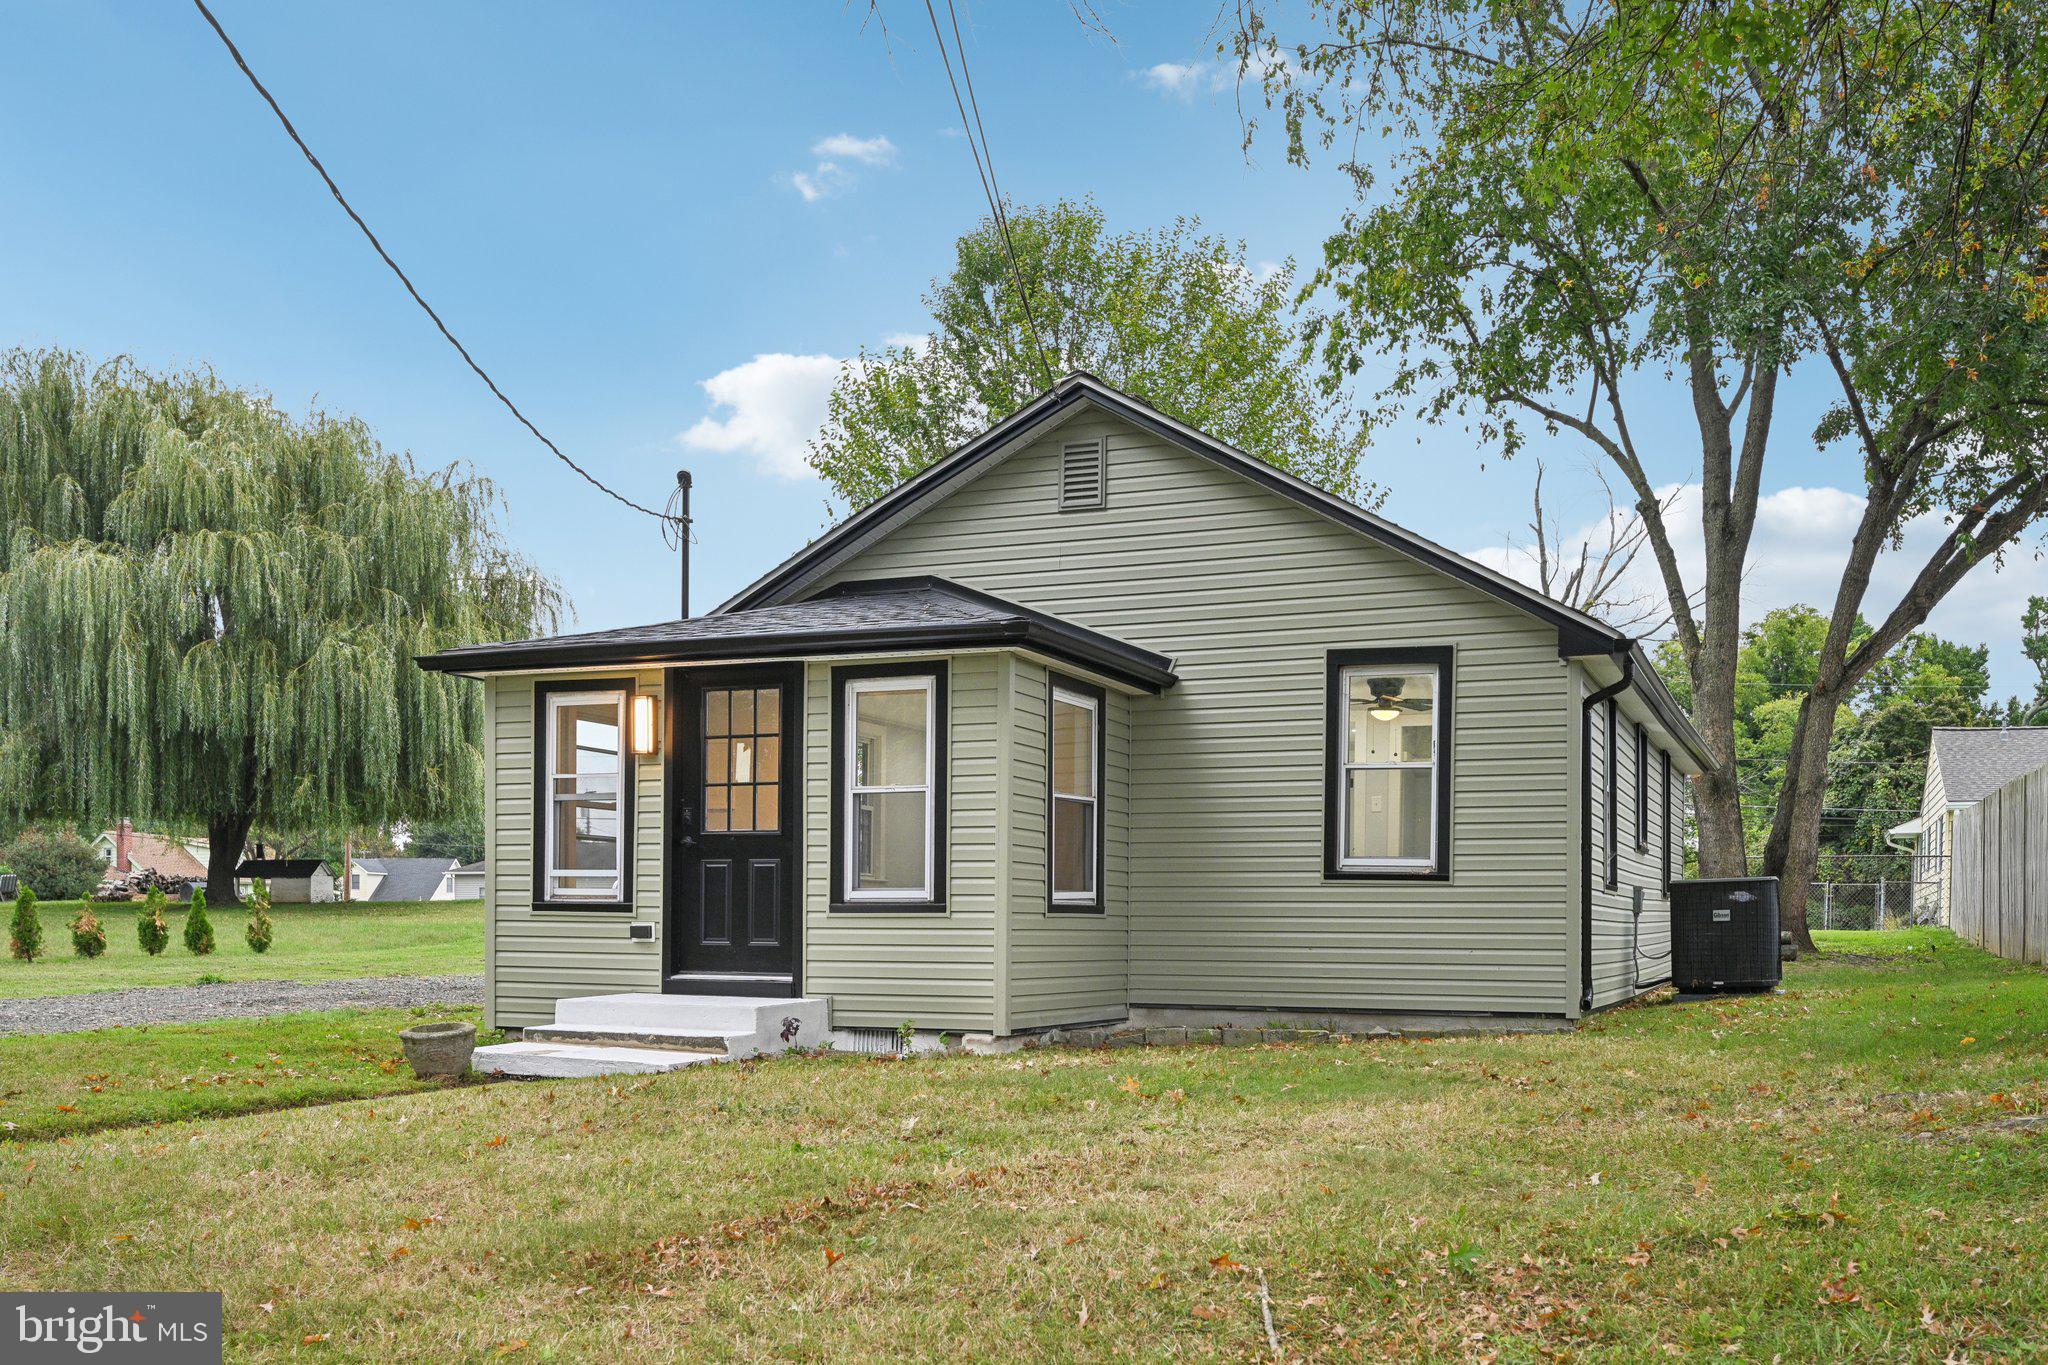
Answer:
[190,0,679,528]
[921,0,1056,391]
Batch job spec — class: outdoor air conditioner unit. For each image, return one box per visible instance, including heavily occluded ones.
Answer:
[1669,876,1782,994]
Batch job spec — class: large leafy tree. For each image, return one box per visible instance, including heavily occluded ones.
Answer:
[1658,607,1989,877]
[1234,1,2048,944]
[810,198,1381,507]
[0,351,559,903]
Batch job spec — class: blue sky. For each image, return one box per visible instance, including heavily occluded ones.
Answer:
[4,1,2042,697]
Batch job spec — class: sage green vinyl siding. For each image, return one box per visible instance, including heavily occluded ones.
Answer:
[1005,658,1133,1030]
[483,670,663,1029]
[803,653,1003,1032]
[814,412,1579,1018]
[1583,670,1679,1011]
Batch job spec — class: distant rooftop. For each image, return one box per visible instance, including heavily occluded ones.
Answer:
[353,857,457,902]
[1931,726,2048,804]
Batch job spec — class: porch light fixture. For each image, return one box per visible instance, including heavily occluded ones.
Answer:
[631,693,659,757]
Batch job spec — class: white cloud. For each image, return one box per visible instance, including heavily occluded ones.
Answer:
[1465,476,2048,695]
[786,133,898,201]
[1139,60,1225,99]
[1139,51,1289,99]
[811,133,897,166]
[678,353,845,480]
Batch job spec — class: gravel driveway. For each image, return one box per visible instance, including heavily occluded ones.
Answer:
[0,974,484,1036]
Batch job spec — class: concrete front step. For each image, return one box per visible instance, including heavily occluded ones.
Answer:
[550,993,829,1059]
[521,1024,741,1054]
[473,993,831,1079]
[472,1041,720,1078]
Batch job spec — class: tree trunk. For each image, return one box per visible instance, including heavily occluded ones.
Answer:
[1762,689,1849,953]
[205,811,255,908]
[1692,764,1749,875]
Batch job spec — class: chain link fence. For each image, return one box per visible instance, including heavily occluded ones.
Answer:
[1809,875,1946,932]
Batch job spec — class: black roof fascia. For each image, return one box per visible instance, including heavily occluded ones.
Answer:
[418,615,1176,694]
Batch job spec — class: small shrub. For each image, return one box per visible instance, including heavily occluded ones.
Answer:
[69,903,107,958]
[183,889,215,956]
[0,827,104,902]
[137,888,170,956]
[245,879,274,955]
[9,886,43,961]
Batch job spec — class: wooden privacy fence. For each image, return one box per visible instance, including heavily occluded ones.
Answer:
[1950,761,2048,964]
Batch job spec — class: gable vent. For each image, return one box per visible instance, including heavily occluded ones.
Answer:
[1058,438,1106,511]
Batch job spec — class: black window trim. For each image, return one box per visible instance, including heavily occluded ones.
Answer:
[1634,720,1650,852]
[1324,646,1454,883]
[1660,748,1673,891]
[1046,671,1108,914]
[829,660,949,913]
[1604,699,1619,891]
[531,676,638,913]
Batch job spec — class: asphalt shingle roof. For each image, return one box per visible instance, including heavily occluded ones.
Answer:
[418,576,1178,692]
[238,858,329,878]
[1931,726,2048,804]
[353,857,457,902]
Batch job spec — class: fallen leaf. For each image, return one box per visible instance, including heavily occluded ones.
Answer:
[824,1248,842,1268]
[1192,1305,1227,1321]
[1209,1253,1243,1272]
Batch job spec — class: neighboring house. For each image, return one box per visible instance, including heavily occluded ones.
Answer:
[449,861,486,900]
[237,858,336,904]
[421,373,1711,1039]
[1890,726,2048,922]
[93,822,210,887]
[349,856,460,902]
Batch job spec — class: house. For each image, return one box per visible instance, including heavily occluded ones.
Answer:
[1890,726,2048,922]
[420,374,1711,1060]
[347,856,461,902]
[236,858,336,904]
[449,861,486,899]
[93,822,209,888]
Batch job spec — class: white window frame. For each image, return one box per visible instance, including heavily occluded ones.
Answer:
[1050,684,1100,907]
[544,687,628,902]
[1336,662,1440,873]
[843,675,936,902]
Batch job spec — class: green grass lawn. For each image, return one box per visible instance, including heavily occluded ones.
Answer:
[0,1006,493,1142]
[4,933,2046,1360]
[0,898,483,998]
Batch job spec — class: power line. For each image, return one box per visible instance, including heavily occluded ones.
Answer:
[921,0,1056,391]
[190,0,678,528]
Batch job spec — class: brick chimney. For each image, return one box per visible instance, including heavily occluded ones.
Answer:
[115,818,133,873]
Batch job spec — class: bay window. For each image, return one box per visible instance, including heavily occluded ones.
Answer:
[1050,679,1104,911]
[1325,648,1452,879]
[833,664,948,910]
[538,683,632,906]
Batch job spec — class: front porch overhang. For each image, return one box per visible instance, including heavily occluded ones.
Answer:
[419,575,1178,695]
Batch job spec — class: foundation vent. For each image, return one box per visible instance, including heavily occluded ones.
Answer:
[830,1027,910,1057]
[1058,438,1106,511]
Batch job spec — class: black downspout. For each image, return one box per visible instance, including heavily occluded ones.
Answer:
[1580,649,1633,1014]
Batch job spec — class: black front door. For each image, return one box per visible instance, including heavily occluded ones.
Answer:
[669,665,800,992]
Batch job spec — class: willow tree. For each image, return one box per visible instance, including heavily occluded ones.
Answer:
[0,350,560,903]
[810,198,1381,508]
[1233,1,2048,945]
